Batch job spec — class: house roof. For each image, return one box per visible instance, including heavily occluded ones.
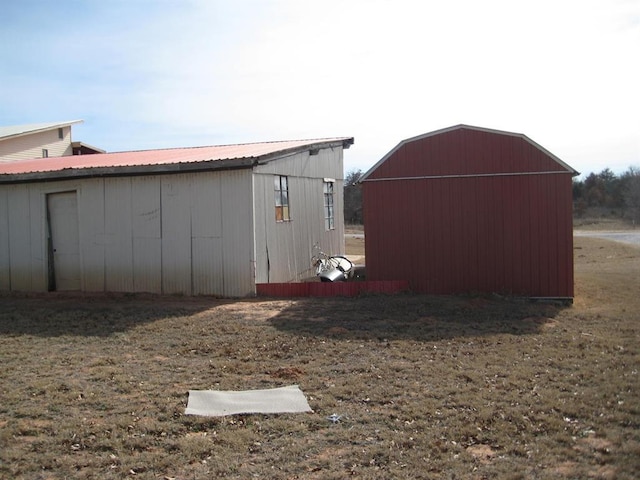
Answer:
[359,124,578,182]
[0,120,83,141]
[0,137,354,183]
[71,141,107,154]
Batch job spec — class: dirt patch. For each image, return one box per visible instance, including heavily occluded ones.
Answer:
[326,326,350,335]
[466,444,497,464]
[576,435,614,455]
[270,366,305,380]
[344,234,365,256]
[574,236,640,313]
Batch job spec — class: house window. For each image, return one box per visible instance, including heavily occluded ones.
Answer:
[274,175,290,222]
[58,127,64,139]
[42,149,49,158]
[323,180,335,230]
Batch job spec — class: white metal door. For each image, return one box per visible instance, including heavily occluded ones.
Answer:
[47,191,81,291]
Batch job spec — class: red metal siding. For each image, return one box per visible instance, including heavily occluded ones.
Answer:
[363,127,574,298]
[255,280,409,298]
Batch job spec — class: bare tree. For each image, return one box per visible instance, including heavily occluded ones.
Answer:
[622,166,640,226]
[344,169,363,225]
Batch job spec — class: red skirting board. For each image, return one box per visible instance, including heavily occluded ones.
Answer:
[256,280,409,298]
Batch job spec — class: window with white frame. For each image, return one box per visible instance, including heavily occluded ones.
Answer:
[323,180,335,230]
[274,175,290,222]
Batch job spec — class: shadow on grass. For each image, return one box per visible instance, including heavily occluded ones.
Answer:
[0,291,571,341]
[267,293,569,342]
[0,292,222,337]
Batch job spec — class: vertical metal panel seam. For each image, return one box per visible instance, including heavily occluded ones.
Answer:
[190,177,194,296]
[1,189,12,290]
[252,172,259,288]
[159,178,164,294]
[102,179,107,291]
[26,186,32,290]
[6,188,11,290]
[130,180,136,292]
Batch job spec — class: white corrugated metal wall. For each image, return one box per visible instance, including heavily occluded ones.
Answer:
[0,169,255,296]
[0,187,9,290]
[0,145,345,295]
[0,183,50,291]
[252,146,345,283]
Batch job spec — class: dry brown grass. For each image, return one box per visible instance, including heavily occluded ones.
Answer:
[345,233,365,257]
[1,236,639,479]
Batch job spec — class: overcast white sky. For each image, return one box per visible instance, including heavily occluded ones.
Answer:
[1,0,638,177]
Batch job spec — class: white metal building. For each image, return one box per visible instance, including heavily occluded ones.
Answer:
[0,137,353,296]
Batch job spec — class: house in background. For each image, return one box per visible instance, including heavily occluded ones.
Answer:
[0,137,353,296]
[360,125,578,300]
[0,120,104,163]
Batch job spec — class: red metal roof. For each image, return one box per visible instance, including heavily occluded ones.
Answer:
[360,124,578,181]
[0,138,353,180]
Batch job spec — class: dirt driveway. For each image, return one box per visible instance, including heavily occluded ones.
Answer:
[574,230,640,246]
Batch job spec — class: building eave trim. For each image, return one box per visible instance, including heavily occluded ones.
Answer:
[254,138,354,165]
[0,158,256,184]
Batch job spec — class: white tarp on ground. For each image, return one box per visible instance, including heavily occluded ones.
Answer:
[185,385,312,417]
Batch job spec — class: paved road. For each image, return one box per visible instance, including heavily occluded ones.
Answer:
[574,230,640,247]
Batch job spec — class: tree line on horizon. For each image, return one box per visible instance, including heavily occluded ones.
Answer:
[573,167,640,223]
[344,166,640,225]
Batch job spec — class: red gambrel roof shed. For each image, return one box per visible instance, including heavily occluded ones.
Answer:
[360,124,578,300]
